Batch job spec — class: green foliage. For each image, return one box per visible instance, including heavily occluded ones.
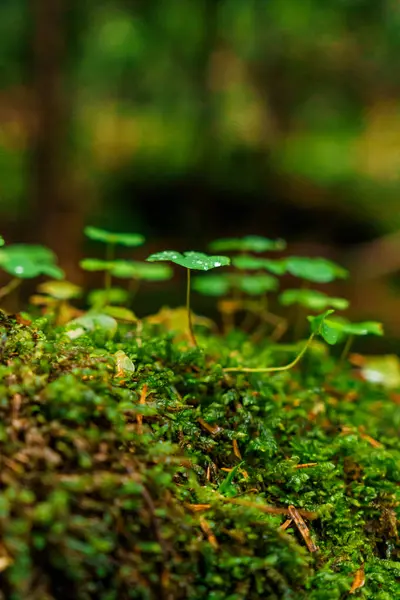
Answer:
[283,257,349,283]
[210,235,286,253]
[0,314,399,599]
[146,251,230,271]
[88,287,130,309]
[37,280,82,300]
[111,260,173,281]
[309,310,384,345]
[233,254,288,275]
[193,273,231,297]
[80,258,115,272]
[0,244,64,279]
[280,289,349,311]
[84,226,145,247]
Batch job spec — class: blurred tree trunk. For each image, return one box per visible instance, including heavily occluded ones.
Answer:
[30,0,84,280]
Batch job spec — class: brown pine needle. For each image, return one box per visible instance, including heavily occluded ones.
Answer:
[200,518,219,549]
[294,463,318,469]
[223,498,317,520]
[185,503,212,513]
[137,384,148,434]
[233,439,242,459]
[198,418,222,435]
[288,505,319,552]
[349,564,365,594]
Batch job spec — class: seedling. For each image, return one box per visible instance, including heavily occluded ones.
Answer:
[146,251,230,346]
[209,235,286,253]
[83,226,145,301]
[308,310,384,362]
[0,243,64,299]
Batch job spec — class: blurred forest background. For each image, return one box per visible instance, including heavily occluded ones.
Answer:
[1,0,400,340]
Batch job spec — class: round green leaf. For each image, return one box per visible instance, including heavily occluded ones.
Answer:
[1,244,57,264]
[193,274,231,296]
[0,254,64,280]
[84,226,145,247]
[210,235,286,253]
[146,251,230,271]
[80,258,115,272]
[111,260,173,281]
[285,257,349,283]
[37,280,82,300]
[309,311,384,345]
[280,289,349,311]
[232,255,288,275]
[340,320,384,337]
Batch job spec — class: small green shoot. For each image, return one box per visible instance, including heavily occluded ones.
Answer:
[83,226,145,302]
[309,310,384,362]
[146,251,230,346]
[210,235,286,253]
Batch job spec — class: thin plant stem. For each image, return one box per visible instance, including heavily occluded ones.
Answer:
[186,268,197,347]
[340,334,354,364]
[223,332,315,373]
[104,242,115,303]
[0,278,22,300]
[128,278,141,305]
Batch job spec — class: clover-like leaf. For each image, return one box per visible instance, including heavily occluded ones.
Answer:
[232,255,288,275]
[280,289,349,311]
[193,274,231,297]
[111,260,173,281]
[1,244,57,264]
[309,310,384,345]
[0,254,64,280]
[84,226,145,247]
[308,310,340,345]
[80,258,116,272]
[284,257,348,283]
[114,350,135,376]
[233,274,279,295]
[88,287,130,308]
[146,251,230,271]
[210,235,286,253]
[37,280,82,300]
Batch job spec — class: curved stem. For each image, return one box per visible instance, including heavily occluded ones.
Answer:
[186,268,197,347]
[223,332,315,373]
[0,278,22,300]
[104,242,115,302]
[340,334,354,364]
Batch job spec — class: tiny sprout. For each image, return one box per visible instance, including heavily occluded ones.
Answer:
[83,226,145,301]
[280,289,349,312]
[146,250,230,346]
[308,310,384,362]
[210,235,286,254]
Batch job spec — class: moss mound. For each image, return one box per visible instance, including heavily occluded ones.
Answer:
[0,313,399,600]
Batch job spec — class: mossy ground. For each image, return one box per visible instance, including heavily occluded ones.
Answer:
[0,312,399,599]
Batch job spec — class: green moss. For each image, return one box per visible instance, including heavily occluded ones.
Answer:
[0,313,399,599]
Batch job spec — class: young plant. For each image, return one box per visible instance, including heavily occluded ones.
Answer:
[82,226,145,300]
[308,310,384,362]
[146,251,230,346]
[0,243,64,300]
